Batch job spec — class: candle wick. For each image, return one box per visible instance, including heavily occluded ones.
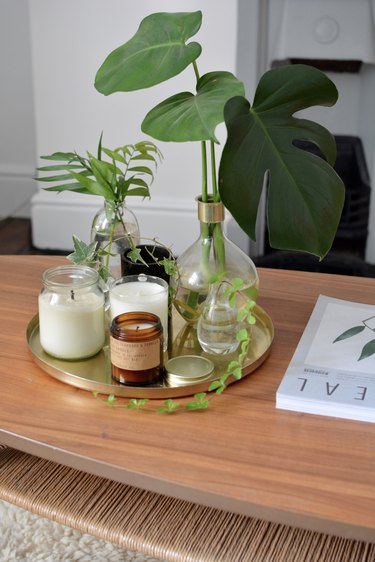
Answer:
[136,325,140,331]
[71,289,75,301]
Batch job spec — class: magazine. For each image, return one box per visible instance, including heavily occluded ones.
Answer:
[276,295,375,423]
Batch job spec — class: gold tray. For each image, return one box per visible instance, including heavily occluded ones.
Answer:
[26,306,274,399]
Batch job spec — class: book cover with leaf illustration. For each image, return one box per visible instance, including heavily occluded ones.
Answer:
[276,295,375,423]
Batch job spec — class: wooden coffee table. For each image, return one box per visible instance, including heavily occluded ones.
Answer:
[1,255,375,554]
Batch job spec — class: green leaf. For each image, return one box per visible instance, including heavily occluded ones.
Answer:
[126,247,148,266]
[102,147,127,164]
[231,278,244,291]
[97,131,103,160]
[232,367,242,380]
[247,314,256,325]
[227,360,240,372]
[98,264,112,283]
[89,157,118,185]
[43,182,90,194]
[37,172,90,182]
[95,11,202,94]
[68,170,116,200]
[219,64,345,259]
[333,325,366,343]
[216,385,226,395]
[358,339,375,361]
[36,164,85,172]
[127,187,150,197]
[128,166,154,178]
[194,392,207,401]
[208,380,222,391]
[236,328,249,342]
[67,235,97,265]
[165,399,179,410]
[237,309,248,322]
[40,151,77,161]
[142,71,245,142]
[185,400,209,410]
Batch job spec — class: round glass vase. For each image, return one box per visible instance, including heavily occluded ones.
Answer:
[91,200,140,279]
[171,197,259,325]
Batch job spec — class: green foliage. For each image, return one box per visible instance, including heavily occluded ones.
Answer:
[142,71,245,142]
[95,11,345,259]
[219,65,345,258]
[67,235,112,282]
[333,321,375,361]
[127,398,149,410]
[95,11,203,93]
[333,325,366,343]
[37,137,162,205]
[68,234,176,284]
[358,340,375,361]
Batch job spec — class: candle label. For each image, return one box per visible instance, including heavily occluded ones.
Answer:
[110,336,161,370]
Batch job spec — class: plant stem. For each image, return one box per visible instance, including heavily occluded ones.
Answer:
[193,60,200,81]
[210,141,220,202]
[213,222,226,272]
[201,142,208,202]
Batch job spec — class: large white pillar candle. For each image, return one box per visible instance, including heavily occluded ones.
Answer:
[109,275,168,350]
[38,266,105,360]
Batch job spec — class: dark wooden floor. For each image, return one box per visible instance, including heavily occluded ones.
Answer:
[0,218,66,255]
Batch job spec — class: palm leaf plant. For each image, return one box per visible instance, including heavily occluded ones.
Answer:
[37,136,162,278]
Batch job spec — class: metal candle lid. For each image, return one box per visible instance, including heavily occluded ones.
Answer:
[165,355,214,387]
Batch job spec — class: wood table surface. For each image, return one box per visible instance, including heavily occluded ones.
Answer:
[1,255,375,542]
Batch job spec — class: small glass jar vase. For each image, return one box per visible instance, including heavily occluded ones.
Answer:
[197,281,240,355]
[38,265,106,360]
[91,200,140,279]
[171,196,259,324]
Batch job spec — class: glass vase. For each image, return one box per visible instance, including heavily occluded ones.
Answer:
[171,196,259,324]
[91,200,140,279]
[197,281,240,355]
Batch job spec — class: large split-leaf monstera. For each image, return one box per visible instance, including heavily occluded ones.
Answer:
[95,10,345,259]
[220,65,344,258]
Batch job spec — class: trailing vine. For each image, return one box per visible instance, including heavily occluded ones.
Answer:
[93,277,256,414]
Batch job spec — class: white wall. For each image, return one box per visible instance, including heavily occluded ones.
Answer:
[0,0,37,218]
[28,0,240,255]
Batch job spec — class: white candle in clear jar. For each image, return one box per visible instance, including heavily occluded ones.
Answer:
[38,265,106,360]
[109,279,168,349]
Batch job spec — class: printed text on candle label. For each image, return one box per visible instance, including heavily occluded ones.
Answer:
[110,337,160,370]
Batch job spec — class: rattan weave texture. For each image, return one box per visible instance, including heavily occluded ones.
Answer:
[0,446,374,562]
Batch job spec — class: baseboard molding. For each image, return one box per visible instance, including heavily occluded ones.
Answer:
[0,165,36,219]
[30,191,198,254]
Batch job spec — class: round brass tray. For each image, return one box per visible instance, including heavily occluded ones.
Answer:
[26,306,274,399]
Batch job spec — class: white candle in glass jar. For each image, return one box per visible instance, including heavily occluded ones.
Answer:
[109,277,168,349]
[38,266,105,360]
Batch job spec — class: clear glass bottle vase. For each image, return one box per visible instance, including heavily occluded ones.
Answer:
[171,196,259,324]
[197,281,240,355]
[91,200,140,279]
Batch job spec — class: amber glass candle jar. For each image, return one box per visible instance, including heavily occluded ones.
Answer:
[110,312,163,385]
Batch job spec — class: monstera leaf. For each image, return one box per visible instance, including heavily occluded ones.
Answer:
[95,11,202,93]
[142,71,245,142]
[219,64,345,259]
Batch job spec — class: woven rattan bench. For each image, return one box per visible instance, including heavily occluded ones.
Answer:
[1,445,374,562]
